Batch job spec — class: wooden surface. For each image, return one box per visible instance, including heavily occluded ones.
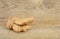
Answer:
[0,0,60,39]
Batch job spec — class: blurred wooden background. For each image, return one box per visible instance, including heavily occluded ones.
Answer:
[0,0,60,39]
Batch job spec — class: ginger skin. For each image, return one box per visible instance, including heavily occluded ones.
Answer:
[12,24,22,32]
[6,17,34,32]
[14,17,34,26]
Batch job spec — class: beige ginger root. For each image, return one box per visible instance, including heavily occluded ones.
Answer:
[12,24,22,32]
[21,25,31,32]
[14,17,34,26]
[6,17,34,32]
[6,17,20,29]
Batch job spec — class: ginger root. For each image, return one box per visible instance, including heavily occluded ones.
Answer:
[21,26,31,32]
[12,24,22,32]
[14,17,34,26]
[6,17,20,29]
[6,17,34,32]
